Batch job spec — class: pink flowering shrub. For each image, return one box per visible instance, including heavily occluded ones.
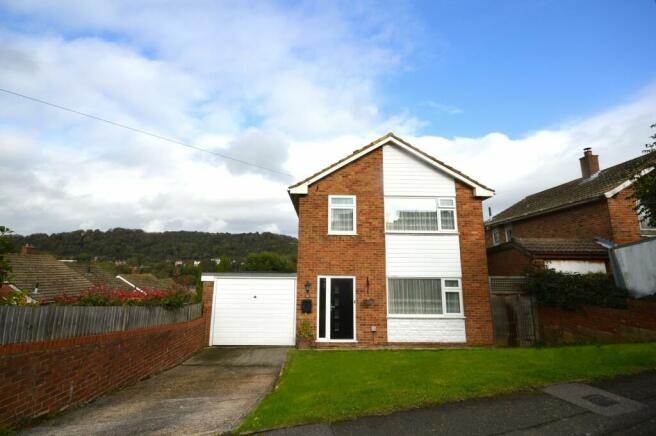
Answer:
[53,285,191,309]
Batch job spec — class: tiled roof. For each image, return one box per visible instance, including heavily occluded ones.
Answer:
[512,237,608,256]
[487,153,653,226]
[67,263,130,290]
[4,253,94,302]
[117,273,178,291]
[288,132,494,192]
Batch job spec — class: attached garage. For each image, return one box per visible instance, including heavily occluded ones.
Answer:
[202,273,296,346]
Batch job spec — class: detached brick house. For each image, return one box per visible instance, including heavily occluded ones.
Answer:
[486,148,655,276]
[288,133,495,346]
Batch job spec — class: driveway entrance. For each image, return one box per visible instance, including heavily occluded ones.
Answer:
[24,347,288,435]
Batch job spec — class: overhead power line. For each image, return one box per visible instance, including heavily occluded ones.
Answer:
[0,87,293,179]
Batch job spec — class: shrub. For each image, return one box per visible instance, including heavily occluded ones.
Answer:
[0,289,38,306]
[523,268,629,311]
[52,285,191,309]
[298,319,313,339]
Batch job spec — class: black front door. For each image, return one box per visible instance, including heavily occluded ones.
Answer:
[330,278,354,340]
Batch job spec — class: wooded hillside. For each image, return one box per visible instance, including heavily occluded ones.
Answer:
[10,228,297,262]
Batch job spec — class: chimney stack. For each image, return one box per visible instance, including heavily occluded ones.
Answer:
[20,244,36,256]
[579,147,600,178]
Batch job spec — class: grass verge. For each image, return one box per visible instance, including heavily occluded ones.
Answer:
[239,343,656,432]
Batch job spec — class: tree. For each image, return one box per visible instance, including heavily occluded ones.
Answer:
[630,123,656,227]
[0,226,14,283]
[243,252,296,272]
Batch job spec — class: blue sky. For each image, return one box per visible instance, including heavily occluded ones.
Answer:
[385,0,656,137]
[0,0,654,235]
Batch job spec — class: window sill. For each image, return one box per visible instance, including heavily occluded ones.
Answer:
[387,314,465,320]
[315,339,357,343]
[385,231,459,235]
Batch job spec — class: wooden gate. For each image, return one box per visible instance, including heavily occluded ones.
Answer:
[489,276,539,346]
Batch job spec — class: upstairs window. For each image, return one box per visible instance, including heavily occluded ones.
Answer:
[385,197,457,233]
[505,224,513,242]
[638,203,656,232]
[328,195,356,235]
[492,228,501,245]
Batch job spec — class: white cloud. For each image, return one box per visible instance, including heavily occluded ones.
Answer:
[0,1,653,238]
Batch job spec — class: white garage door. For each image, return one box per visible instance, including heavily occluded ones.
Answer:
[209,275,296,346]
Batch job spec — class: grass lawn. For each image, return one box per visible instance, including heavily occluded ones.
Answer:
[239,343,656,432]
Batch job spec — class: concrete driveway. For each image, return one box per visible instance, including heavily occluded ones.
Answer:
[23,347,288,436]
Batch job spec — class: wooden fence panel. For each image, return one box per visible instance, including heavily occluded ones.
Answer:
[489,276,539,347]
[0,303,203,345]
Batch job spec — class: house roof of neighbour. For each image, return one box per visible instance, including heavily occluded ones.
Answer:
[67,263,130,290]
[492,237,608,257]
[117,273,179,291]
[288,132,494,200]
[487,153,653,226]
[4,253,94,302]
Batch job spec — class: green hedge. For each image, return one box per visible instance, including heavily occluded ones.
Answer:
[523,268,628,311]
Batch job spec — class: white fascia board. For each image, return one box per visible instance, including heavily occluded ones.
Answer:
[201,274,216,282]
[604,166,654,198]
[288,136,494,197]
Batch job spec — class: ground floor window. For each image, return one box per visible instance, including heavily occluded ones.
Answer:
[388,278,463,316]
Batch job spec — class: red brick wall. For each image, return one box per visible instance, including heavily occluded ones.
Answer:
[202,280,214,345]
[607,187,643,244]
[487,246,532,276]
[296,148,387,346]
[0,315,207,429]
[486,189,644,248]
[511,200,613,241]
[456,182,495,345]
[538,300,656,344]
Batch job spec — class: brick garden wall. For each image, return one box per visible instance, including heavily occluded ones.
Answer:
[0,295,214,429]
[295,148,387,346]
[538,300,656,344]
[456,182,495,345]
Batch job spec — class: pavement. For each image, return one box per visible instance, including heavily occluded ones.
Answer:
[21,347,288,436]
[262,370,656,436]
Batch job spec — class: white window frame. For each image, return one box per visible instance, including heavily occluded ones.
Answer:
[492,228,501,245]
[384,196,458,234]
[328,195,357,235]
[386,277,464,319]
[316,275,357,343]
[638,202,656,232]
[504,224,513,242]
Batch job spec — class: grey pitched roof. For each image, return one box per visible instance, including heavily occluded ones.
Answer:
[117,273,179,291]
[4,253,94,302]
[67,263,130,290]
[487,153,653,226]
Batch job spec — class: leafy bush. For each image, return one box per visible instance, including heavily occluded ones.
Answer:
[0,289,38,306]
[52,285,191,309]
[298,319,314,339]
[524,268,629,311]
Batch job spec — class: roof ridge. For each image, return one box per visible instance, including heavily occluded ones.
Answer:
[288,132,493,193]
[487,151,652,226]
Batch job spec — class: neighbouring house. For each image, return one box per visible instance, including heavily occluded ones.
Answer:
[3,245,94,302]
[116,273,179,292]
[287,132,495,346]
[486,148,655,275]
[67,262,131,290]
[487,237,609,276]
